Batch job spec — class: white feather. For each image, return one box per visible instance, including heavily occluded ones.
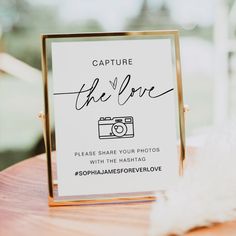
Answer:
[150,123,236,236]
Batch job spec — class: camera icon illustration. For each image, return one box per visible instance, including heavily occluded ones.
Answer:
[98,116,134,139]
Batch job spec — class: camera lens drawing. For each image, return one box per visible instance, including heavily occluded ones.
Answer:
[98,116,134,139]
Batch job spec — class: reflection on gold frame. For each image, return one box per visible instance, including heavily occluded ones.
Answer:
[40,30,186,206]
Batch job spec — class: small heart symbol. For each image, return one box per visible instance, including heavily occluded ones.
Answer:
[109,77,118,90]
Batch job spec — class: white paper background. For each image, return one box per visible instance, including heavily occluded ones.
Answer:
[51,39,179,196]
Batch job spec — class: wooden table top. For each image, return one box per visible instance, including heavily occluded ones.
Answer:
[1,153,236,236]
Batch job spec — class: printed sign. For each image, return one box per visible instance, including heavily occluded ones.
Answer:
[50,36,181,197]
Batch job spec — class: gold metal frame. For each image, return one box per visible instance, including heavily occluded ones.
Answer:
[40,30,186,206]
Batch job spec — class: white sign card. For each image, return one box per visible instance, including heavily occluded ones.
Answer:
[45,32,184,199]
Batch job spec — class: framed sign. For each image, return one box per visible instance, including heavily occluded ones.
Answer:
[41,31,185,206]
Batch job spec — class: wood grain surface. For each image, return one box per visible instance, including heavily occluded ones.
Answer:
[0,153,236,236]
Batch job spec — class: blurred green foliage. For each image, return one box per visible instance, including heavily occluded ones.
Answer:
[125,1,213,40]
[0,0,104,69]
[0,0,213,70]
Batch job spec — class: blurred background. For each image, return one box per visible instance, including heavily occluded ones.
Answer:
[0,0,236,170]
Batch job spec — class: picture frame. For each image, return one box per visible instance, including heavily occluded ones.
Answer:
[40,30,186,206]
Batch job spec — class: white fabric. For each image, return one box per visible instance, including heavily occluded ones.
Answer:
[150,123,236,236]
